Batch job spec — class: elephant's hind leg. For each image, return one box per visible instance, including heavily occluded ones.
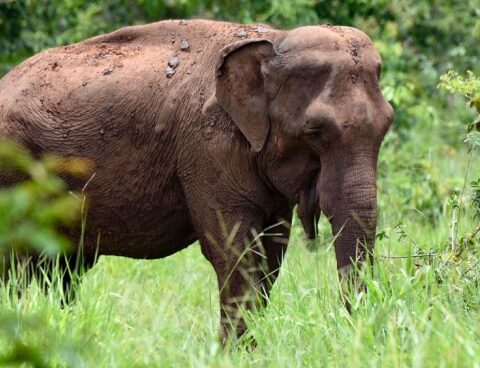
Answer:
[1,252,96,304]
[57,253,97,305]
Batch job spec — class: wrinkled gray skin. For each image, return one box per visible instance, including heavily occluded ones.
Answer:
[0,20,393,341]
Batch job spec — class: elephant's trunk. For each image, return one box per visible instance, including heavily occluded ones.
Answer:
[318,150,378,269]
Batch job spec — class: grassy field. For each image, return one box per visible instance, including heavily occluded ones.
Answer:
[0,2,479,366]
[1,140,479,367]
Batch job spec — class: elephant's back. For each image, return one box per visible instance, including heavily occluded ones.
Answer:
[0,19,281,152]
[0,22,194,144]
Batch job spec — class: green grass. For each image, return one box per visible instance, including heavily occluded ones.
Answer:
[1,211,479,367]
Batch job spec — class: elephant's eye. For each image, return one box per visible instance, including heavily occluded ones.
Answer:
[303,127,327,143]
[303,127,323,136]
[303,115,342,143]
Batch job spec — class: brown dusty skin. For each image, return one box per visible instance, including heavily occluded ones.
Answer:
[0,19,393,340]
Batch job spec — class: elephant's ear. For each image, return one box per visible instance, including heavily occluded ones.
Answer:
[215,39,274,152]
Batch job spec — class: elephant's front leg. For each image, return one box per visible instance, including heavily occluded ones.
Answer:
[196,212,267,343]
[215,247,265,343]
[336,243,371,313]
[258,211,291,303]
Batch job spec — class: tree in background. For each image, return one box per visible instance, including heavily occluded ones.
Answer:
[1,1,479,74]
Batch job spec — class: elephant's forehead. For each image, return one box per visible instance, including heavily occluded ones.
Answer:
[278,25,380,64]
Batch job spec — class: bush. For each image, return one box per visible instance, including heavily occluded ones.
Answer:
[0,139,89,258]
[0,139,90,366]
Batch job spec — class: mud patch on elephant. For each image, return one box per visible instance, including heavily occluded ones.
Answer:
[180,39,190,52]
[347,39,361,64]
[202,104,228,140]
[57,120,73,139]
[166,67,176,78]
[254,25,273,34]
[20,88,30,97]
[102,68,114,75]
[234,28,248,38]
[166,55,181,78]
[197,88,206,109]
[50,61,60,71]
[322,24,346,37]
[233,24,274,39]
[168,56,180,68]
[84,44,138,66]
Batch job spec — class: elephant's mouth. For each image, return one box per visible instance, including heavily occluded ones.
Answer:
[297,177,321,239]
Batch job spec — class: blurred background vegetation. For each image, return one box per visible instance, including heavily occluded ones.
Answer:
[0,0,479,366]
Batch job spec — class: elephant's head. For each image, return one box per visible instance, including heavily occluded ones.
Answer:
[215,25,393,269]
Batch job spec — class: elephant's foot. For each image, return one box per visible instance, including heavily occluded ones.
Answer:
[338,263,366,313]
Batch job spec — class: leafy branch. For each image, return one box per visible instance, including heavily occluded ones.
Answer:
[438,71,480,152]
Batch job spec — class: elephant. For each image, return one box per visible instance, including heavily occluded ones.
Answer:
[0,19,393,341]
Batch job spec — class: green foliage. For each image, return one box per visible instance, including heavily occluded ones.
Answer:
[471,178,480,219]
[0,312,84,367]
[378,144,454,222]
[0,139,87,256]
[438,70,480,233]
[0,139,89,367]
[438,70,480,152]
[0,316,49,368]
[439,71,480,112]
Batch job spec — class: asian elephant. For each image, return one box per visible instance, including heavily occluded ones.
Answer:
[0,20,393,341]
